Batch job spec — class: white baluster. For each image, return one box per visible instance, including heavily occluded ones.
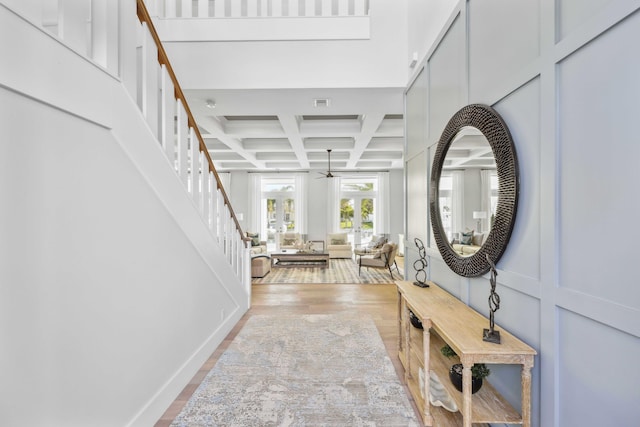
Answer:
[181,0,192,17]
[321,0,330,16]
[197,0,208,17]
[214,0,224,17]
[272,0,282,17]
[354,0,365,15]
[208,172,215,232]
[160,66,176,162]
[216,189,224,243]
[90,0,107,68]
[212,188,218,241]
[201,156,209,218]
[338,0,348,16]
[119,0,137,99]
[189,127,199,195]
[42,0,59,36]
[143,0,160,16]
[59,0,91,55]
[177,100,189,186]
[141,26,159,138]
[227,211,233,262]
[247,0,258,17]
[288,0,299,16]
[165,0,177,17]
[230,0,241,17]
[304,0,314,16]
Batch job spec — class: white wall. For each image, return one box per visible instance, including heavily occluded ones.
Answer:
[0,6,247,426]
[405,1,640,426]
[406,0,458,77]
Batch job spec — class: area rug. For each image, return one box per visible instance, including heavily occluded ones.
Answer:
[252,258,398,284]
[170,312,418,427]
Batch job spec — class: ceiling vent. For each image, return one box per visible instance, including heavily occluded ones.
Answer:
[313,98,331,108]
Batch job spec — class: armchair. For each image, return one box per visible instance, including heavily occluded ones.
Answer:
[354,235,388,259]
[327,232,352,259]
[358,242,400,279]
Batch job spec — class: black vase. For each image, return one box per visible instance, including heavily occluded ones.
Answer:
[449,363,483,394]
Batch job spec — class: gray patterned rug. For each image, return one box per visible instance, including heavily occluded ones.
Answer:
[252,258,398,284]
[171,313,418,427]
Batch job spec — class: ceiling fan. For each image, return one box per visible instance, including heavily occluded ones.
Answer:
[317,149,338,178]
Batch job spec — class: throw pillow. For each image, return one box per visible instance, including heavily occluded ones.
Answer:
[460,230,474,245]
[284,238,296,246]
[247,232,260,247]
[374,236,388,249]
[472,232,485,247]
[331,239,345,245]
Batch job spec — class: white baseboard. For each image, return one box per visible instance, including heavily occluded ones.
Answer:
[126,306,247,427]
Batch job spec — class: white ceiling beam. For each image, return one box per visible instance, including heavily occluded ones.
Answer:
[277,114,310,169]
[347,113,386,169]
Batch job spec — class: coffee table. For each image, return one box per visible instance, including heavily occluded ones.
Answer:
[270,250,330,268]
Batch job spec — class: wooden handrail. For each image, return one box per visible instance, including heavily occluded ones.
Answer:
[136,0,246,244]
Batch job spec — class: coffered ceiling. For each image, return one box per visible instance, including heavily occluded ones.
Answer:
[184,87,405,173]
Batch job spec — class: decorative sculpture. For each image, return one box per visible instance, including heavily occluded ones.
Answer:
[483,254,501,344]
[413,238,429,288]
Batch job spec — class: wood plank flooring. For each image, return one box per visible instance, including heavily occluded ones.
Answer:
[154,257,423,426]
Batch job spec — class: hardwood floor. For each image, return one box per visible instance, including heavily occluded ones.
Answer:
[154,256,422,426]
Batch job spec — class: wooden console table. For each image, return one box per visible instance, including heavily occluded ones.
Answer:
[396,280,536,427]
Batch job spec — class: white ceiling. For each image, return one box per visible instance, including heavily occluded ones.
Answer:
[184,87,405,173]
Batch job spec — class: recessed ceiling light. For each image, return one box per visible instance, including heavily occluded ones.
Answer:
[206,99,216,109]
[313,98,330,108]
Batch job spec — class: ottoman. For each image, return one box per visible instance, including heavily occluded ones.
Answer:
[251,254,271,278]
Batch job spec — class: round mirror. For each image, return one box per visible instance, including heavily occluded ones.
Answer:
[430,104,518,277]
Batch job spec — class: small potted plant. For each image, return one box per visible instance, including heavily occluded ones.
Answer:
[440,344,490,394]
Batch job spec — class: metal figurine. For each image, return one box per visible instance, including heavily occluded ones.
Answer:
[483,254,501,344]
[412,238,429,288]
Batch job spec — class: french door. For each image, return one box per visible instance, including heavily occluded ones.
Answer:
[339,196,375,247]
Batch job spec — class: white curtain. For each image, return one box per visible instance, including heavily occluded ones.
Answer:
[248,173,262,235]
[451,170,464,236]
[326,176,341,233]
[480,169,491,232]
[294,173,307,235]
[375,172,390,236]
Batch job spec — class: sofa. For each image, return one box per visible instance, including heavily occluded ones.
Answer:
[251,254,271,278]
[327,232,352,258]
[451,231,487,255]
[246,231,268,255]
[279,232,301,250]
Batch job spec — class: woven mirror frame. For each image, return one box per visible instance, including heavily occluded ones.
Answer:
[430,104,519,277]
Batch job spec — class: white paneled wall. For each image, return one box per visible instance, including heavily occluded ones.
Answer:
[405,1,640,426]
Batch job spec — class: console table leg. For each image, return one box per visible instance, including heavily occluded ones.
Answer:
[462,362,473,427]
[522,360,533,427]
[422,322,432,425]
